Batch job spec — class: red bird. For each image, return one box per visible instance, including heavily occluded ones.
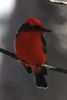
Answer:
[14,18,51,89]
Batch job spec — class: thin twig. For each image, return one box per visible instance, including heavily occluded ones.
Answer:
[42,64,67,74]
[0,48,18,59]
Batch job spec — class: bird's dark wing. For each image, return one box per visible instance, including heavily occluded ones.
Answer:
[41,35,47,54]
[41,35,48,75]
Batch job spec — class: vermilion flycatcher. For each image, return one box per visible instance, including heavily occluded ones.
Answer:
[14,18,51,89]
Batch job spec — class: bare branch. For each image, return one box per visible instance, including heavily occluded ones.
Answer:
[0,48,18,60]
[42,64,67,74]
[0,48,67,74]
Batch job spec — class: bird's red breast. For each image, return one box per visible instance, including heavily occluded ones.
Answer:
[15,30,47,66]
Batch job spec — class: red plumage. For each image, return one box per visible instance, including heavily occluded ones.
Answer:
[15,31,47,65]
[14,18,51,88]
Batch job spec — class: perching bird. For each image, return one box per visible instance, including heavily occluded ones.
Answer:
[14,18,51,89]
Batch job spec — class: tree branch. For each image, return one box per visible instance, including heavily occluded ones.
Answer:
[0,48,18,60]
[0,48,67,74]
[42,64,67,74]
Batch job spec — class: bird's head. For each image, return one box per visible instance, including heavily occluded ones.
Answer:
[25,18,52,32]
[18,18,52,34]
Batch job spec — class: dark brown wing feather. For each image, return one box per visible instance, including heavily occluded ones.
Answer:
[41,35,47,54]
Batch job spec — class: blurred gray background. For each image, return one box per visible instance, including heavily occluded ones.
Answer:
[0,0,67,100]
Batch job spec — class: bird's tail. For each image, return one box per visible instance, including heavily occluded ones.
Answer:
[35,73,48,89]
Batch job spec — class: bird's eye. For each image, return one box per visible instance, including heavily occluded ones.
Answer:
[33,25,42,30]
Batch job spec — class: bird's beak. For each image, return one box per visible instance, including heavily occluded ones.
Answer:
[43,28,52,32]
